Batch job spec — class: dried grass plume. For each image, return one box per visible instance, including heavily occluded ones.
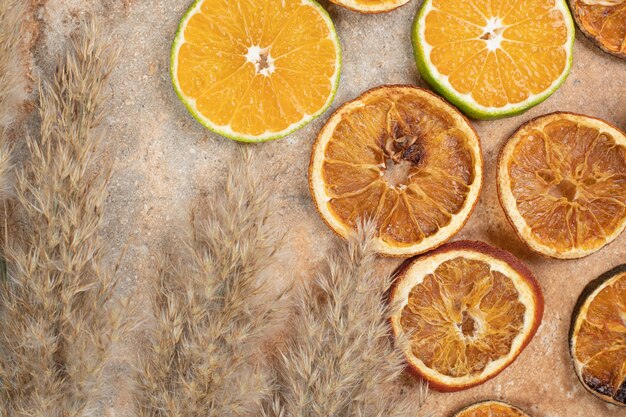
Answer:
[0,0,25,200]
[0,18,131,417]
[135,148,284,417]
[266,222,428,417]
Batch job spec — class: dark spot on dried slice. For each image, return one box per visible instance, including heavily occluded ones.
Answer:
[583,373,615,397]
[614,377,626,404]
[403,142,423,165]
[460,311,476,337]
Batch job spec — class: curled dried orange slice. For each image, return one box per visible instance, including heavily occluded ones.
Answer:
[453,400,532,417]
[309,85,483,257]
[330,0,410,13]
[389,241,543,391]
[570,264,626,406]
[498,112,626,259]
[569,0,626,59]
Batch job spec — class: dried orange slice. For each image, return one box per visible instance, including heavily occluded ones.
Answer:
[309,85,483,257]
[412,0,575,119]
[330,0,410,13]
[498,112,626,259]
[389,241,544,391]
[569,0,626,59]
[171,0,341,142]
[570,264,626,406]
[453,400,532,417]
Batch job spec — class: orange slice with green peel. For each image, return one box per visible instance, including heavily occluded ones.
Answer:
[453,400,532,417]
[569,0,626,59]
[389,241,544,391]
[497,112,626,259]
[412,0,575,120]
[570,264,626,406]
[329,0,410,13]
[171,0,341,142]
[309,85,483,257]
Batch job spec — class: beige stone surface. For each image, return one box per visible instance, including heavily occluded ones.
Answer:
[22,0,626,416]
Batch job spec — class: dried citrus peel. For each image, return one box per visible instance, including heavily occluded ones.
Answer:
[390,242,543,391]
[309,86,483,257]
[570,265,626,406]
[498,113,626,259]
[569,0,626,58]
[453,400,532,417]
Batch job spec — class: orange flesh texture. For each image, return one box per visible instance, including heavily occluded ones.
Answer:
[176,0,338,136]
[507,119,626,252]
[574,1,626,55]
[321,91,476,246]
[400,257,526,378]
[575,272,626,404]
[456,403,528,417]
[424,0,570,108]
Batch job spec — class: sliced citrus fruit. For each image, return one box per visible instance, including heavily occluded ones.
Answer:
[309,85,483,257]
[570,264,626,406]
[497,112,626,259]
[389,241,544,391]
[171,0,341,142]
[453,400,532,417]
[329,0,410,13]
[569,0,626,59]
[412,0,575,120]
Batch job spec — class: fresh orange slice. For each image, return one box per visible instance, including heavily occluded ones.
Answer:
[330,0,410,13]
[570,264,626,406]
[569,0,626,59]
[309,85,483,257]
[412,0,575,119]
[389,241,544,391]
[497,112,626,259]
[171,0,341,142]
[453,400,532,417]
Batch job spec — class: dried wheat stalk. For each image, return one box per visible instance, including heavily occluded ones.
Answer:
[0,18,130,417]
[0,0,25,200]
[266,223,428,417]
[135,149,284,417]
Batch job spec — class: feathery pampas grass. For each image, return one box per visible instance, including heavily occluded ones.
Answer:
[0,18,132,417]
[0,0,25,200]
[135,149,285,417]
[265,222,428,417]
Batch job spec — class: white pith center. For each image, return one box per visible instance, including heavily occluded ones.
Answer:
[482,17,506,51]
[245,45,275,76]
